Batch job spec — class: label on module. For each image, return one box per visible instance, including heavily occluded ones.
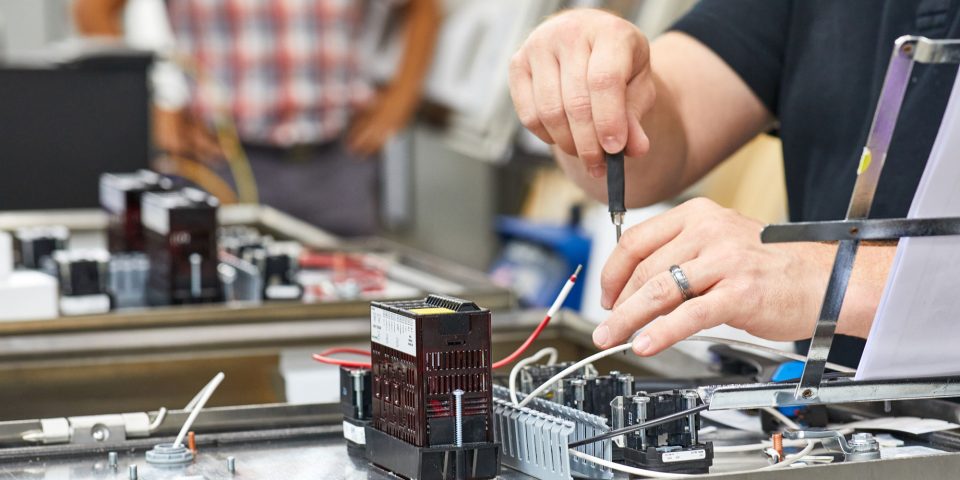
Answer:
[342,421,366,445]
[371,307,417,356]
[662,449,706,463]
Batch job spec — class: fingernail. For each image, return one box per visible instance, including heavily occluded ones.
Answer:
[602,136,621,153]
[588,166,604,178]
[592,325,610,347]
[633,334,651,355]
[600,295,611,310]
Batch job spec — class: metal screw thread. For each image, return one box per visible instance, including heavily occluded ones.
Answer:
[453,389,464,447]
[108,451,118,468]
[351,369,365,418]
[128,464,138,480]
[683,390,699,444]
[227,456,236,474]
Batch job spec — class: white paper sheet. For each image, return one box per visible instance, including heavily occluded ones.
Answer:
[855,69,960,381]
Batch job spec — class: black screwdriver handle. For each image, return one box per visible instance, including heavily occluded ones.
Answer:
[606,151,626,214]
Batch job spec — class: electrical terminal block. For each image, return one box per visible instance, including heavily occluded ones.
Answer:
[100,170,173,253]
[612,389,713,474]
[339,367,372,455]
[142,188,222,305]
[52,249,112,316]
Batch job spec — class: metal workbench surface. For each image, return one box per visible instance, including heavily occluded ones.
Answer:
[0,421,958,480]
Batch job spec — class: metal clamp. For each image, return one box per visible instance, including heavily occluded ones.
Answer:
[783,430,880,462]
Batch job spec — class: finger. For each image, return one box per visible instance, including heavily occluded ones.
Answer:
[613,230,702,308]
[600,199,716,308]
[509,52,551,142]
[632,288,733,356]
[529,49,577,155]
[557,40,604,173]
[593,257,722,349]
[600,206,696,308]
[623,74,655,158]
[587,29,644,155]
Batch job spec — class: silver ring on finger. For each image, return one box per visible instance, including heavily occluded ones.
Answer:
[669,264,695,301]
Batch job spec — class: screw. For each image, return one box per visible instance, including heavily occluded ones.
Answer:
[453,389,464,447]
[802,389,814,399]
[633,395,650,450]
[683,391,699,444]
[351,369,366,418]
[128,464,138,480]
[571,379,586,411]
[108,451,118,468]
[227,456,236,474]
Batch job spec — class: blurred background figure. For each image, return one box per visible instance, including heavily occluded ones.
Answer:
[72,0,440,236]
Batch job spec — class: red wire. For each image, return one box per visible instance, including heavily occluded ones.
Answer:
[491,314,551,369]
[311,270,578,370]
[312,347,372,369]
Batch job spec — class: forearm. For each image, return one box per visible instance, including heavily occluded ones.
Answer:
[383,0,441,113]
[836,242,898,339]
[73,0,127,36]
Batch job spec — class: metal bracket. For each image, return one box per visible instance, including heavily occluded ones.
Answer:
[756,36,960,403]
[704,37,960,409]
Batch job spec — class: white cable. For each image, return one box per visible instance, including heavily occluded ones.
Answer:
[509,347,558,405]
[517,344,633,408]
[571,439,816,478]
[763,406,800,429]
[148,407,168,433]
[570,449,691,478]
[517,335,854,409]
[174,372,225,447]
[686,335,856,374]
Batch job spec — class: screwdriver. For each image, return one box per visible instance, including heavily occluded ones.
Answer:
[606,151,626,242]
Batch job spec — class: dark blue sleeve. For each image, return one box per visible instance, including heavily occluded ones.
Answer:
[670,0,793,116]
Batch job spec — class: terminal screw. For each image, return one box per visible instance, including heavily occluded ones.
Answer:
[453,389,464,447]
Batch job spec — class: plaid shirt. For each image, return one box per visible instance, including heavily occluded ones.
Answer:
[167,0,372,147]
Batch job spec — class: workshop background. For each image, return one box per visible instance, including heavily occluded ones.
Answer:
[0,0,786,412]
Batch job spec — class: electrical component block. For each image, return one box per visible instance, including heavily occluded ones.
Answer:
[100,170,172,253]
[492,385,613,480]
[52,249,111,316]
[340,367,372,455]
[13,226,68,270]
[142,188,222,305]
[611,390,713,474]
[364,295,501,480]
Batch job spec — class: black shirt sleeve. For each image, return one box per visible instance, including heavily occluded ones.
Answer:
[670,0,793,116]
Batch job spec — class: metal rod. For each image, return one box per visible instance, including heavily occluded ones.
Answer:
[761,217,960,243]
[568,403,708,448]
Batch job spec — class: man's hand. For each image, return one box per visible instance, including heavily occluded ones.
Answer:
[346,87,415,156]
[592,198,894,356]
[153,107,222,164]
[509,9,655,178]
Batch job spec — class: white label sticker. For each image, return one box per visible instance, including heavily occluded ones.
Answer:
[342,421,366,445]
[370,307,417,356]
[662,449,706,463]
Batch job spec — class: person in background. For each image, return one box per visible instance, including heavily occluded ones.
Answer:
[74,0,440,236]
